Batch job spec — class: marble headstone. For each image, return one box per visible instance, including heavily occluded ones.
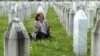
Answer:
[68,9,75,35]
[4,18,30,56]
[97,8,100,21]
[8,7,16,24]
[88,8,94,29]
[66,8,70,33]
[17,5,24,21]
[91,20,100,56]
[73,9,87,56]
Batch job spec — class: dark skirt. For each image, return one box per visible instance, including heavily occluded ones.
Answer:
[36,31,50,39]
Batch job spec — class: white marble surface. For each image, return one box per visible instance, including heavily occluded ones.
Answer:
[73,9,88,56]
[0,2,48,22]
[87,8,94,29]
[4,18,30,56]
[8,7,16,24]
[68,9,75,35]
[92,20,100,56]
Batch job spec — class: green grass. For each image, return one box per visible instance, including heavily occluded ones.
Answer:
[0,6,95,56]
[0,15,8,56]
[87,29,91,56]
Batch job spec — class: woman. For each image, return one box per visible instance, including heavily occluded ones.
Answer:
[32,12,51,40]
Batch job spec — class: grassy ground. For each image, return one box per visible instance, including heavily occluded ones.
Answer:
[0,15,8,56]
[0,6,96,56]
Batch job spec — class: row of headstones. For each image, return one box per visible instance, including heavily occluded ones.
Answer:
[11,2,48,23]
[0,2,34,15]
[1,0,100,1]
[0,2,38,20]
[53,2,100,56]
[4,2,49,56]
[53,2,98,34]
[0,2,48,23]
[9,2,37,23]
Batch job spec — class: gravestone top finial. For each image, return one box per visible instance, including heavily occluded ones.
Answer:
[11,7,15,12]
[76,3,85,11]
[12,18,20,23]
[74,10,87,20]
[69,9,75,14]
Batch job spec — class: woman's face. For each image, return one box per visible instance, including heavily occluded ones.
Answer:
[38,14,44,21]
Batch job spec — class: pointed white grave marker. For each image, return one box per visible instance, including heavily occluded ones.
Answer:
[73,9,88,56]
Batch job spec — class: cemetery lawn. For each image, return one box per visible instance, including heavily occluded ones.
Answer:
[0,15,8,56]
[0,6,93,56]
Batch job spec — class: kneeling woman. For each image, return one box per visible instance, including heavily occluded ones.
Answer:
[33,13,51,39]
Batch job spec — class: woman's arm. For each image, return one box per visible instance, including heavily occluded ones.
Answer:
[44,21,50,29]
[34,21,41,33]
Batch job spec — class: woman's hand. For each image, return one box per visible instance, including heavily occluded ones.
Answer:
[36,26,41,31]
[38,26,41,31]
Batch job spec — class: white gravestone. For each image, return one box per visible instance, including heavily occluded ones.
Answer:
[73,9,88,56]
[26,5,31,19]
[65,8,69,32]
[0,4,2,15]
[91,20,100,56]
[4,18,30,56]
[66,8,70,33]
[17,6,24,21]
[68,9,75,35]
[97,8,100,21]
[62,7,65,28]
[8,7,16,24]
[88,8,94,29]
[23,5,27,19]
[60,6,63,25]
[59,6,63,23]
[63,7,66,28]
[57,5,60,19]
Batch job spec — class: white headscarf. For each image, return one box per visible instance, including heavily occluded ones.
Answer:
[37,6,46,21]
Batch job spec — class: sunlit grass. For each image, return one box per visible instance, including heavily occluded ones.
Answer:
[0,15,8,56]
